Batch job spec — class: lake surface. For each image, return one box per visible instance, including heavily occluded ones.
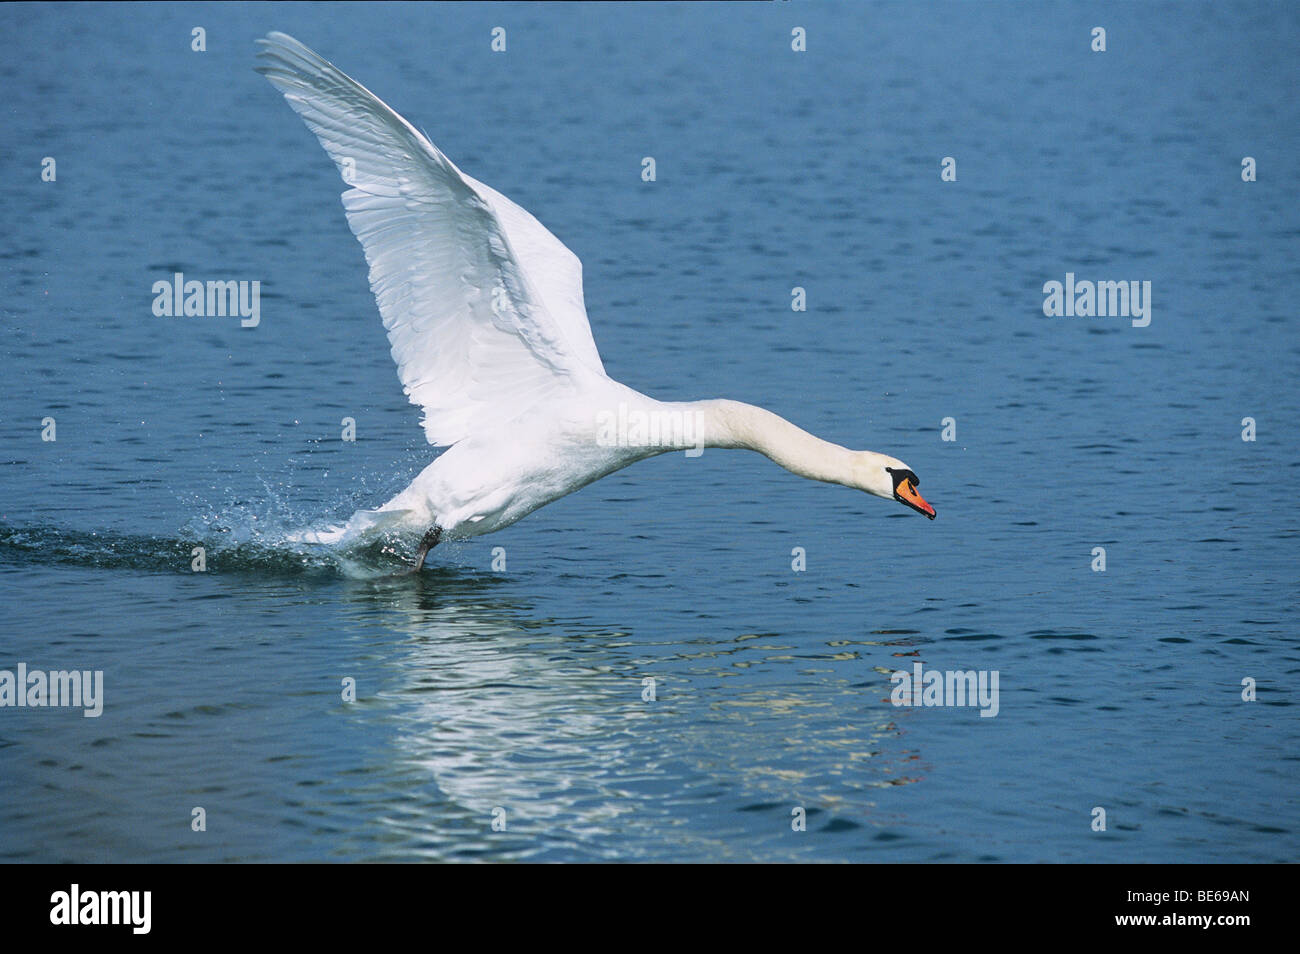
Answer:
[1,1,1296,862]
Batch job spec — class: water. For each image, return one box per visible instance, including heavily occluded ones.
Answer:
[1,1,1297,862]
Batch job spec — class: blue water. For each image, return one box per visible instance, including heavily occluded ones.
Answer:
[1,1,1297,862]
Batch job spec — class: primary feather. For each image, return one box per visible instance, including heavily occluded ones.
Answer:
[256,31,604,449]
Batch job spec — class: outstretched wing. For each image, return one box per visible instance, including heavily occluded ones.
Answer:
[256,31,604,447]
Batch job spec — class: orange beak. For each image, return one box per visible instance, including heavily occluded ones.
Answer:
[895,478,936,520]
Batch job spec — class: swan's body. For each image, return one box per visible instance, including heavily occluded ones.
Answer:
[256,33,935,562]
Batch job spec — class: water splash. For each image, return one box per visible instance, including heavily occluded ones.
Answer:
[0,516,426,579]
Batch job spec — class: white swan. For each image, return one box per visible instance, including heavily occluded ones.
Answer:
[256,32,935,567]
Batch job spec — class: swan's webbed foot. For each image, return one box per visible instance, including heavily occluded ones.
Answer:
[408,526,442,572]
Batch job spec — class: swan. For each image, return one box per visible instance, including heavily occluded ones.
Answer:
[255,32,935,568]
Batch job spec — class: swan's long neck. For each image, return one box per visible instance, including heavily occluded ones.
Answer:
[673,398,870,488]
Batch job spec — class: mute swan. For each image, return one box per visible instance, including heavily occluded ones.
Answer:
[256,32,935,568]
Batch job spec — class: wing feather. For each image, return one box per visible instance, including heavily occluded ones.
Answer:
[256,31,604,447]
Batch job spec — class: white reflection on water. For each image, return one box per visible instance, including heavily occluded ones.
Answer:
[334,571,920,860]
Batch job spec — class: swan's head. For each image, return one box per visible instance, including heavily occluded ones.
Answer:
[857,455,936,519]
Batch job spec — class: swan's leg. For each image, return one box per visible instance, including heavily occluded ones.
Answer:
[410,526,442,571]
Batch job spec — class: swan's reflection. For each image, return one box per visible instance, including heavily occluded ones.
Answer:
[339,569,647,853]
[335,570,920,857]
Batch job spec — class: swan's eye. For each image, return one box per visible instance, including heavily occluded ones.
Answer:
[886,468,918,494]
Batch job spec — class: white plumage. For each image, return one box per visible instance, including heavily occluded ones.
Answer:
[257,33,934,562]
